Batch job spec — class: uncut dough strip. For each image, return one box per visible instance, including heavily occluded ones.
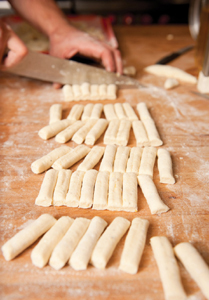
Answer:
[81,103,94,121]
[38,119,73,140]
[62,84,74,102]
[114,103,127,120]
[126,147,142,174]
[72,84,82,100]
[90,85,99,100]
[31,146,71,174]
[151,236,187,300]
[90,103,103,119]
[80,82,90,100]
[72,119,97,144]
[55,121,84,143]
[66,170,85,207]
[31,216,73,268]
[123,172,138,212]
[70,216,107,270]
[67,104,84,121]
[107,84,117,100]
[119,218,149,274]
[122,103,138,121]
[53,170,72,206]
[138,175,170,214]
[91,217,130,269]
[1,214,56,261]
[49,104,62,124]
[85,119,108,145]
[79,170,98,208]
[174,242,209,300]
[49,218,90,270]
[139,146,157,178]
[158,149,175,184]
[114,146,130,173]
[52,144,90,170]
[116,119,131,146]
[104,120,120,145]
[108,172,123,211]
[93,171,109,210]
[132,120,149,146]
[99,84,107,100]
[77,146,105,172]
[100,144,117,173]
[104,104,118,121]
[35,169,58,207]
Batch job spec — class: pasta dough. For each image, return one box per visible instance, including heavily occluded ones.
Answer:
[108,172,123,211]
[85,119,108,145]
[99,84,107,100]
[104,104,117,121]
[72,119,97,144]
[1,214,56,261]
[38,119,73,140]
[81,103,94,121]
[126,147,142,174]
[114,103,127,120]
[158,148,175,184]
[65,170,85,207]
[79,169,98,208]
[114,146,130,173]
[77,146,105,172]
[49,104,62,124]
[55,121,84,143]
[90,103,103,119]
[139,146,157,178]
[53,170,72,206]
[91,217,130,269]
[72,84,82,100]
[132,120,149,146]
[122,172,138,212]
[119,218,149,274]
[151,236,187,300]
[122,103,138,121]
[164,78,179,90]
[104,120,120,145]
[67,104,84,121]
[107,84,117,100]
[116,119,131,146]
[62,84,74,102]
[80,82,90,100]
[93,171,109,210]
[100,144,117,173]
[90,84,99,100]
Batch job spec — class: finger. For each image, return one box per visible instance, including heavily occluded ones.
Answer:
[53,82,62,89]
[113,49,123,74]
[0,24,9,64]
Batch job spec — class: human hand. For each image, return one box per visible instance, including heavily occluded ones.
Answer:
[49,25,122,88]
[0,19,28,69]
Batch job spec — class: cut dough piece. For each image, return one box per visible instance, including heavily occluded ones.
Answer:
[90,84,99,100]
[38,119,73,140]
[139,146,157,178]
[93,171,109,210]
[79,169,98,208]
[31,216,72,268]
[119,218,149,274]
[77,146,105,172]
[70,216,107,270]
[138,174,170,214]
[81,103,94,121]
[100,144,117,173]
[90,103,103,119]
[174,242,209,300]
[126,147,142,174]
[137,102,152,121]
[132,120,149,146]
[65,170,85,207]
[164,78,179,90]
[116,119,131,146]
[31,146,71,174]
[158,149,175,184]
[55,121,84,144]
[151,236,187,300]
[80,82,90,100]
[108,172,123,211]
[52,145,90,170]
[123,172,138,212]
[85,119,108,145]
[91,217,130,269]
[104,104,118,121]
[49,104,62,124]
[67,104,84,121]
[122,103,138,121]
[35,169,58,207]
[142,118,163,146]
[107,84,117,100]
[62,85,74,102]
[49,218,90,270]
[99,84,107,100]
[72,119,97,144]
[197,71,209,94]
[114,103,127,120]
[104,120,120,145]
[123,66,136,76]
[53,170,72,206]
[72,84,82,100]
[145,65,197,84]
[1,214,56,261]
[114,146,130,173]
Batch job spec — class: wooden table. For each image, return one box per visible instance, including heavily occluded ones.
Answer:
[0,25,209,300]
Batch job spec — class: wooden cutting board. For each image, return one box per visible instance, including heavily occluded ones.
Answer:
[0,25,209,300]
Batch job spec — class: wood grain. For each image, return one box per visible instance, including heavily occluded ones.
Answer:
[0,25,209,300]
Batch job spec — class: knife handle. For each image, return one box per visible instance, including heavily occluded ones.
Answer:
[155,52,180,65]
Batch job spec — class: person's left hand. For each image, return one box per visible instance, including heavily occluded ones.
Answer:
[49,25,122,88]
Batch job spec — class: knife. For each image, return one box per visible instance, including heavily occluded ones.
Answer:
[155,45,194,65]
[4,50,144,88]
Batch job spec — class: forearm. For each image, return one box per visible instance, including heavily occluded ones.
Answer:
[9,0,70,37]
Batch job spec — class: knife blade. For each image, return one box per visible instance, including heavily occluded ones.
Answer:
[4,50,144,88]
[155,45,194,65]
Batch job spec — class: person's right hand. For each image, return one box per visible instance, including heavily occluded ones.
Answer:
[0,19,28,69]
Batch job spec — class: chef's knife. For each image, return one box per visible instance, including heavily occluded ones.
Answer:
[4,50,144,88]
[155,45,194,65]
